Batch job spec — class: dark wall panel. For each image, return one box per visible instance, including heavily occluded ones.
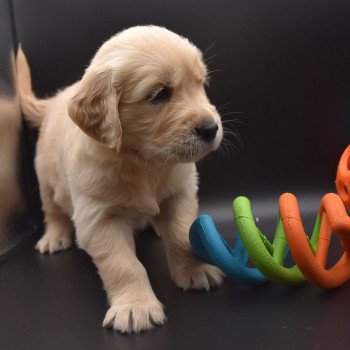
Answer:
[12,0,350,202]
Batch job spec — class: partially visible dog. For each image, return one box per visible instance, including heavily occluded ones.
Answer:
[0,78,23,240]
[17,25,223,333]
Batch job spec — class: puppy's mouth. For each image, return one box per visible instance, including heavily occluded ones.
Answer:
[165,131,223,163]
[134,123,223,164]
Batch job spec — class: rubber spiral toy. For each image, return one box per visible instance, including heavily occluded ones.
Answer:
[336,145,350,208]
[280,192,350,288]
[190,145,350,288]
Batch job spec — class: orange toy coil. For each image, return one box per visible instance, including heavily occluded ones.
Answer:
[336,145,350,209]
[280,192,350,289]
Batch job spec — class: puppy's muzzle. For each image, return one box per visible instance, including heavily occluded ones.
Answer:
[195,121,218,143]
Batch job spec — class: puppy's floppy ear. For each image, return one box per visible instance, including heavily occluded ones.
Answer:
[68,65,122,152]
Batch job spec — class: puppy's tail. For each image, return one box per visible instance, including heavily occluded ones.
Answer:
[16,45,49,127]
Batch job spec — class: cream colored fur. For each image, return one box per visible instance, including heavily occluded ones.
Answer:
[0,52,24,241]
[17,26,223,333]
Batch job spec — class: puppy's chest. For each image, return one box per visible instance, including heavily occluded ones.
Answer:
[121,168,174,216]
[96,164,177,218]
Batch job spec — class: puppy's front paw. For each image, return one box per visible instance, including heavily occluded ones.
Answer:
[102,295,166,333]
[35,232,72,254]
[171,256,224,291]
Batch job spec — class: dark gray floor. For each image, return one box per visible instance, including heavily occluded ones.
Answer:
[1,200,350,350]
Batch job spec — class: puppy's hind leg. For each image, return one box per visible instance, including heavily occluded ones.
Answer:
[36,184,73,254]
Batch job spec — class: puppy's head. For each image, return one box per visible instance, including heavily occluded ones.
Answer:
[68,26,222,162]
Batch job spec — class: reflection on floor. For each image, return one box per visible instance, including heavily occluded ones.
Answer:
[1,204,350,350]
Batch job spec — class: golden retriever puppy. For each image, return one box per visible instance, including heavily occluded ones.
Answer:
[17,25,223,333]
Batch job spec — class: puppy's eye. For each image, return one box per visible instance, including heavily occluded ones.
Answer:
[148,86,171,103]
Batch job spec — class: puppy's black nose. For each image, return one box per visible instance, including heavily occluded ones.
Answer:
[195,122,218,142]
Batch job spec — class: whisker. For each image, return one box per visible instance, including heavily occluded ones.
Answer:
[222,124,240,132]
[223,127,239,134]
[207,69,221,75]
[222,126,243,147]
[203,40,216,58]
[219,138,236,158]
[222,117,242,122]
[204,53,217,64]
[217,101,232,111]
[223,121,241,128]
[220,111,245,118]
[220,140,230,158]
